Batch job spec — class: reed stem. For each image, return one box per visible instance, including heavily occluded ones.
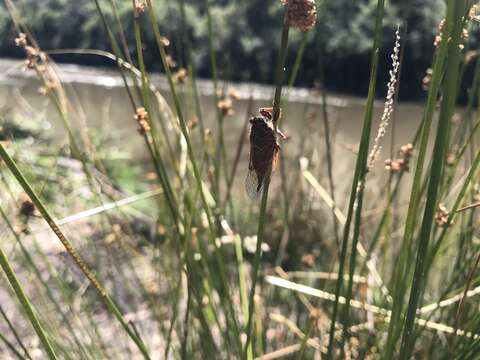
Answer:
[244,15,290,360]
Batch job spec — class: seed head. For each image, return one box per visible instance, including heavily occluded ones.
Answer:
[228,88,240,100]
[134,107,150,135]
[385,143,413,174]
[434,19,445,48]
[165,55,177,69]
[14,32,48,73]
[281,0,317,32]
[451,113,462,126]
[160,37,170,47]
[134,0,145,18]
[435,203,450,227]
[422,68,433,91]
[217,98,234,116]
[14,33,27,48]
[400,143,414,158]
[367,28,401,172]
[446,152,455,167]
[172,68,188,83]
[188,116,199,129]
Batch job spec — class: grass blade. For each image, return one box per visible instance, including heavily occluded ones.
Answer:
[398,1,466,358]
[0,143,151,359]
[326,0,385,356]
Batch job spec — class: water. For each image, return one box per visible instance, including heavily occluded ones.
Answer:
[0,58,428,200]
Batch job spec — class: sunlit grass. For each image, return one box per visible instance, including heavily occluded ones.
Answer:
[1,0,480,359]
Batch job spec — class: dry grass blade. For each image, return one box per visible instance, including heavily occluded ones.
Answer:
[285,271,367,284]
[254,344,303,360]
[302,168,392,301]
[266,276,480,340]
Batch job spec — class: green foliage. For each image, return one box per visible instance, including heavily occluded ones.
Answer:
[0,0,457,98]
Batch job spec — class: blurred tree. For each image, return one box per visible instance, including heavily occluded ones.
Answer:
[0,0,473,100]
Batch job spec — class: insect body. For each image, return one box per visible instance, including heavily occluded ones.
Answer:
[245,108,285,199]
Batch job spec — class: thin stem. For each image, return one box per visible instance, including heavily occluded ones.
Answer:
[0,331,26,360]
[383,3,454,355]
[0,244,57,359]
[244,15,290,360]
[326,0,385,356]
[145,1,242,352]
[0,304,34,360]
[398,1,465,358]
[0,143,151,359]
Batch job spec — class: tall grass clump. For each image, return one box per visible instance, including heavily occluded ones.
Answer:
[327,0,385,357]
[0,230,57,359]
[2,0,480,359]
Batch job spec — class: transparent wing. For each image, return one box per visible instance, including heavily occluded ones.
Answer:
[245,169,262,200]
[272,148,279,171]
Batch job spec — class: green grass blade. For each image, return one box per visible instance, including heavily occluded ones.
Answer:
[398,1,466,358]
[244,15,290,360]
[326,0,385,356]
[0,143,151,359]
[383,4,456,356]
[0,241,57,359]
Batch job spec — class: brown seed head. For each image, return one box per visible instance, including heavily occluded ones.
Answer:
[160,37,170,47]
[172,68,188,83]
[14,33,48,73]
[385,143,413,173]
[435,203,450,227]
[22,45,47,72]
[228,88,240,100]
[434,19,445,48]
[400,143,414,159]
[165,55,177,69]
[217,98,234,116]
[134,107,150,135]
[446,152,455,167]
[188,115,199,129]
[134,0,145,18]
[385,159,400,173]
[422,68,433,91]
[282,0,317,32]
[15,33,27,48]
[451,113,462,126]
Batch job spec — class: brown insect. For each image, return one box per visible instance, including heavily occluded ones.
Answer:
[245,108,286,199]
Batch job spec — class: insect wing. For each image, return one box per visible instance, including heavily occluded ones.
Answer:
[271,147,280,171]
[245,169,262,199]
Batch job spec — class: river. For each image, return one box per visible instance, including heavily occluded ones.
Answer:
[0,58,428,201]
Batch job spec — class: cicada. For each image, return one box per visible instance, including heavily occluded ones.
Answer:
[245,108,286,199]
